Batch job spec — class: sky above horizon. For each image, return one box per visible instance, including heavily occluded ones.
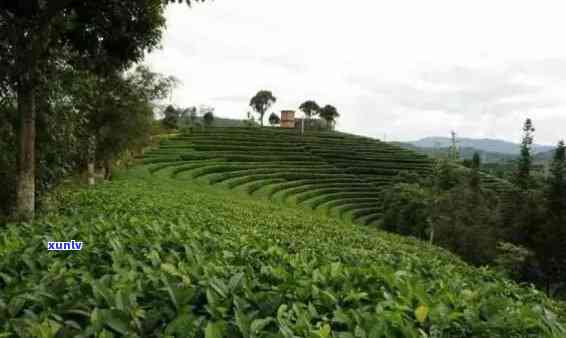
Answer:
[145,0,566,145]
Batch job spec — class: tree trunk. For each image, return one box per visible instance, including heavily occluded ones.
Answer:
[87,135,96,185]
[104,159,113,181]
[12,5,52,221]
[15,84,36,221]
[87,163,95,186]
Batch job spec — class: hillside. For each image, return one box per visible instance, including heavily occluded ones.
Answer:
[143,127,512,226]
[534,149,557,163]
[393,142,519,163]
[1,157,564,336]
[411,136,554,155]
[187,116,252,128]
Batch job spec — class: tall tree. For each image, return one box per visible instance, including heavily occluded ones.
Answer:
[514,118,535,190]
[0,0,204,220]
[249,90,276,127]
[470,152,481,191]
[85,66,176,179]
[203,111,214,127]
[299,100,320,119]
[547,140,566,215]
[536,140,566,295]
[188,107,198,126]
[449,131,460,161]
[162,105,180,129]
[178,106,198,129]
[268,112,280,126]
[319,104,340,130]
[502,119,545,250]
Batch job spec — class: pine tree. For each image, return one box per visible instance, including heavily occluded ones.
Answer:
[502,119,542,248]
[515,118,535,190]
[547,140,566,216]
[449,131,460,161]
[536,140,566,295]
[470,152,481,191]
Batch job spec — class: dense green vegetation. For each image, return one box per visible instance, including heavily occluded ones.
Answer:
[2,2,565,336]
[142,127,511,227]
[395,143,519,164]
[0,65,176,220]
[391,120,566,300]
[142,125,566,299]
[1,168,564,337]
[0,0,203,220]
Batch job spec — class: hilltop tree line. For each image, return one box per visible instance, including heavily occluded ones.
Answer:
[381,118,566,297]
[160,104,215,130]
[249,90,340,129]
[155,90,341,132]
[0,0,205,221]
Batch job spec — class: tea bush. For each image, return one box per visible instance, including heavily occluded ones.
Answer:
[1,172,564,337]
[140,128,512,226]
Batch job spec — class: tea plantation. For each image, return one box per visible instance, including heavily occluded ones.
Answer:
[1,128,564,337]
[143,127,512,225]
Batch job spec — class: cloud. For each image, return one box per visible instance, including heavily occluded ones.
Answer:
[145,2,566,145]
[509,58,566,82]
[260,55,309,73]
[349,66,545,116]
[209,95,250,103]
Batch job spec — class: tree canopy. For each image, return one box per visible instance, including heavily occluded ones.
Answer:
[0,0,206,219]
[319,104,340,130]
[268,112,280,126]
[514,118,535,190]
[203,111,214,127]
[299,100,320,119]
[249,90,276,127]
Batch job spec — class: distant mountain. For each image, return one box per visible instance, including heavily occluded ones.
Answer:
[410,137,554,155]
[393,142,518,163]
[534,149,556,163]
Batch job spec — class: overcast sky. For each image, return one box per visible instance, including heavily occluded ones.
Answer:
[145,0,566,145]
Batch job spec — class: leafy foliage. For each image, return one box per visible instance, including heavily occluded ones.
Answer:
[514,118,536,190]
[534,140,566,295]
[381,183,430,239]
[299,101,321,119]
[318,105,340,130]
[1,171,564,337]
[203,111,215,127]
[0,64,175,220]
[0,0,179,219]
[268,112,281,126]
[249,90,276,127]
[162,105,181,130]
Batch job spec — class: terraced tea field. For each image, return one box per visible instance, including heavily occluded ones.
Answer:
[1,170,564,337]
[143,127,513,225]
[3,127,555,337]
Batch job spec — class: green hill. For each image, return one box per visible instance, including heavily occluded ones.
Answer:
[393,142,519,164]
[144,127,512,226]
[410,137,554,155]
[1,127,564,337]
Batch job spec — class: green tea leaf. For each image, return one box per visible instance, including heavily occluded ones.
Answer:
[415,305,429,324]
[205,321,224,338]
